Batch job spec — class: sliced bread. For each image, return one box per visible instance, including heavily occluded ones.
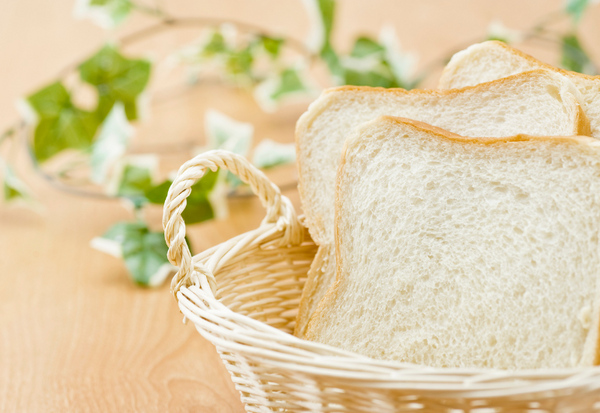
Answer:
[294,69,590,337]
[305,116,600,369]
[439,40,600,137]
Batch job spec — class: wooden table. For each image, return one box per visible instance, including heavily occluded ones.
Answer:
[2,1,600,411]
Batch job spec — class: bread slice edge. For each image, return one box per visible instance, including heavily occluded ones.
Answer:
[305,116,600,367]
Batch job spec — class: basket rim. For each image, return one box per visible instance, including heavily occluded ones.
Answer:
[178,283,600,397]
[163,149,600,401]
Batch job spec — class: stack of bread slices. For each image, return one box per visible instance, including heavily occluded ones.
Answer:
[294,41,600,370]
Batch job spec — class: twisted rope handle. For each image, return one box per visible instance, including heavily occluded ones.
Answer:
[163,150,303,297]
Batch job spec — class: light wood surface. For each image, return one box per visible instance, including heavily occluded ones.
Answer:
[1,1,600,411]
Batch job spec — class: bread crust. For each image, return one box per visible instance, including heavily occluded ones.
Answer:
[440,40,600,88]
[305,116,599,346]
[294,244,329,337]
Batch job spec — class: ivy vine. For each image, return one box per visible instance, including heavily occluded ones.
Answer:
[1,0,598,285]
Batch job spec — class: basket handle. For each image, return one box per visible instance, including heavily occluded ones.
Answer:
[163,149,302,296]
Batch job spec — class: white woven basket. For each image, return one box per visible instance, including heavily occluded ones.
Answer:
[163,150,600,413]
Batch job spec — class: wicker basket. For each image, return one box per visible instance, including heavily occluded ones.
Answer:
[163,150,600,412]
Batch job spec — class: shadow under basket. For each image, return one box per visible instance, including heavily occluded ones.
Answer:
[163,150,600,413]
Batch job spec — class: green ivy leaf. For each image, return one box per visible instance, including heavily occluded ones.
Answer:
[27,81,70,118]
[178,194,214,224]
[92,221,172,286]
[79,45,151,121]
[305,0,343,82]
[316,0,336,44]
[270,68,307,100]
[204,110,253,188]
[565,0,591,23]
[343,67,397,88]
[343,69,392,88]
[2,163,33,204]
[27,82,99,162]
[144,180,172,205]
[378,25,420,90]
[351,37,385,58]
[225,46,254,77]
[121,226,171,286]
[3,184,20,201]
[90,102,133,184]
[254,68,314,112]
[116,163,154,207]
[260,35,284,58]
[145,169,218,224]
[321,40,344,83]
[205,110,253,155]
[76,0,133,29]
[561,34,597,74]
[252,139,296,169]
[486,35,508,43]
[202,31,228,57]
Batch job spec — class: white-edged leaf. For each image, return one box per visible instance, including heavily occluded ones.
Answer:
[73,0,132,30]
[486,19,525,44]
[253,67,315,112]
[105,154,158,209]
[15,98,38,125]
[341,55,383,72]
[147,263,175,287]
[302,0,327,53]
[90,236,122,258]
[91,221,175,286]
[204,109,253,155]
[1,161,36,207]
[173,25,237,65]
[561,34,597,75]
[302,0,335,53]
[208,178,230,220]
[378,25,418,89]
[91,103,134,185]
[252,139,296,169]
[565,0,600,22]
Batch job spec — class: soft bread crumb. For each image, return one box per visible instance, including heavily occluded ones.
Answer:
[306,117,600,369]
[294,69,590,338]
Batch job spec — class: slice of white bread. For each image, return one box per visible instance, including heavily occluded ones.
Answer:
[439,40,600,137]
[294,69,590,338]
[305,116,600,369]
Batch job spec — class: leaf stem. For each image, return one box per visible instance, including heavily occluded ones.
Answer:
[0,125,16,147]
[531,9,569,33]
[129,0,167,18]
[120,17,313,57]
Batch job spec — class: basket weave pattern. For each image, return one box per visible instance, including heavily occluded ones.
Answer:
[163,150,600,412]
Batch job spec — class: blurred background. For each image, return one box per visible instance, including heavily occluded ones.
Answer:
[1,0,600,411]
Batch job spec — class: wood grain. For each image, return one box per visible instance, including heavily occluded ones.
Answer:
[1,0,599,411]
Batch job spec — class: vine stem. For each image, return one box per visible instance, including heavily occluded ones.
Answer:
[6,5,597,202]
[56,15,314,79]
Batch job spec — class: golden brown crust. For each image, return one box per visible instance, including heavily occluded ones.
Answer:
[377,116,596,146]
[326,68,557,97]
[304,128,355,341]
[486,40,600,82]
[303,139,348,341]
[304,116,599,342]
[576,99,593,137]
[440,41,600,89]
[294,244,329,338]
[594,312,600,365]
